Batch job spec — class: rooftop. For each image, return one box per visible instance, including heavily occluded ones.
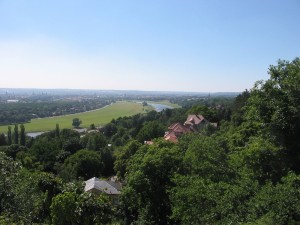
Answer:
[84,177,121,195]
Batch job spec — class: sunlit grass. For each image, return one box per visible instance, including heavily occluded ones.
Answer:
[0,101,151,133]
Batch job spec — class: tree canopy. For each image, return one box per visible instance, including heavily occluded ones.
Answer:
[72,118,82,128]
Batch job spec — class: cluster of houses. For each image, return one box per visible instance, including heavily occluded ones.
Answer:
[164,114,217,143]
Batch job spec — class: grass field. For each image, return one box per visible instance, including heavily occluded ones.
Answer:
[0,101,153,133]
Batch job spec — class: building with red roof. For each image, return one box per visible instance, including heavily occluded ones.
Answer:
[164,122,191,143]
[164,115,217,143]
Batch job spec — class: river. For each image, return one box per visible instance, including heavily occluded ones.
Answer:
[26,132,46,138]
[147,103,174,112]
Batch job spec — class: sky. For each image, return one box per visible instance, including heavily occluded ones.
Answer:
[0,0,299,92]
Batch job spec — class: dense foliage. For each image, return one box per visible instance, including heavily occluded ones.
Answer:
[0,58,299,224]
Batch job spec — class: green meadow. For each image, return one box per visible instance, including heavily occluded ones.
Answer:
[0,101,153,133]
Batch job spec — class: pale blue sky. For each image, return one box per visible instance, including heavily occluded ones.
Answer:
[0,0,299,92]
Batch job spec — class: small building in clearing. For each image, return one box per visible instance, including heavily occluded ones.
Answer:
[84,177,121,196]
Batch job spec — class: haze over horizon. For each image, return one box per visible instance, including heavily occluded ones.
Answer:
[1,0,299,92]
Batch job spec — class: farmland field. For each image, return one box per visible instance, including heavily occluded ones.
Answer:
[0,101,153,133]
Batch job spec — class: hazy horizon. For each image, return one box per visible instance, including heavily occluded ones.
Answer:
[1,0,299,92]
[0,87,240,96]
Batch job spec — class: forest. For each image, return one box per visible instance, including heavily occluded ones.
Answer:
[0,58,299,224]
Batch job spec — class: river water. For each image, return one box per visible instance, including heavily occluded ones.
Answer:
[26,132,45,138]
[147,103,174,112]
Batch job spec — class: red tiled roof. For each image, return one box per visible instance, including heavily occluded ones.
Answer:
[184,115,207,126]
[164,132,178,143]
[168,123,180,130]
[168,123,190,133]
[165,123,191,143]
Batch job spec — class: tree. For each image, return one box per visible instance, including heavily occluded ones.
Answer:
[121,142,181,224]
[7,126,12,145]
[136,121,165,143]
[90,123,96,130]
[114,140,142,179]
[50,191,112,225]
[170,174,259,225]
[171,175,222,224]
[182,135,230,182]
[231,89,250,125]
[60,128,80,140]
[60,149,103,181]
[14,124,18,144]
[245,57,300,172]
[62,137,82,154]
[20,124,25,146]
[75,192,113,225]
[55,124,60,137]
[29,136,61,172]
[5,144,27,160]
[3,170,57,224]
[50,192,77,225]
[246,172,300,224]
[0,133,6,146]
[72,118,82,128]
[230,136,287,184]
[102,123,118,138]
[0,152,21,215]
[86,133,107,151]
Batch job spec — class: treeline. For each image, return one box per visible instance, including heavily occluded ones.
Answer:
[0,58,299,224]
[0,124,27,146]
[0,99,112,125]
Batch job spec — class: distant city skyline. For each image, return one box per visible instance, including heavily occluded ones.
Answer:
[0,0,299,92]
